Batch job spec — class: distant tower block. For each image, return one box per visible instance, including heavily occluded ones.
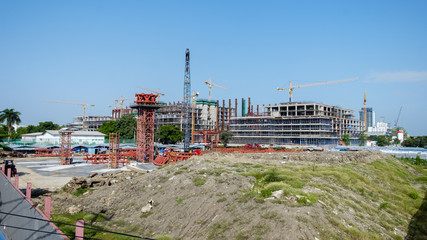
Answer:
[131,93,162,162]
[59,128,73,165]
[109,133,120,168]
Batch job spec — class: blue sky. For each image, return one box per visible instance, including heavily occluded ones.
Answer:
[1,1,426,135]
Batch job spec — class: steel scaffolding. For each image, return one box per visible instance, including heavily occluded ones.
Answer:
[60,129,73,165]
[131,93,162,162]
[109,133,120,168]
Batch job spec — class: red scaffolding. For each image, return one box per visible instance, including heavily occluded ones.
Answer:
[131,93,162,163]
[109,133,120,168]
[60,129,73,165]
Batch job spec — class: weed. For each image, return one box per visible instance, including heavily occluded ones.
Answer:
[379,202,389,209]
[176,198,184,204]
[217,197,227,203]
[408,190,419,199]
[264,168,283,183]
[73,188,88,197]
[140,212,152,218]
[262,211,278,220]
[193,176,206,186]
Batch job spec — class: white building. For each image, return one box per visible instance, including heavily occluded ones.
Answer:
[21,130,105,145]
[367,120,390,136]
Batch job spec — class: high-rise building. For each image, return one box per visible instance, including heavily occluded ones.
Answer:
[359,107,375,128]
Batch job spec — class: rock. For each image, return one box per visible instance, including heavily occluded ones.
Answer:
[68,205,81,214]
[89,173,98,178]
[141,199,154,213]
[272,190,283,199]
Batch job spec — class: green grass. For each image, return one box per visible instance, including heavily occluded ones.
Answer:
[234,156,426,238]
[72,188,89,197]
[193,176,206,186]
[52,212,135,240]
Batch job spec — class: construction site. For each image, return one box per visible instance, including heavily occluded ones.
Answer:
[0,48,424,240]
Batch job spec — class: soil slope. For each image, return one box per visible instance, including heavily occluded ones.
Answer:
[51,151,426,240]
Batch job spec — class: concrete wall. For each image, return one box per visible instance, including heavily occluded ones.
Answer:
[0,173,67,240]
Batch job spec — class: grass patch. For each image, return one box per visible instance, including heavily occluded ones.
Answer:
[52,212,135,239]
[193,176,206,186]
[217,197,227,203]
[73,188,89,197]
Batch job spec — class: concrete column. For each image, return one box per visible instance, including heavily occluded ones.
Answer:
[75,219,84,240]
[14,174,19,188]
[26,182,32,201]
[7,168,11,180]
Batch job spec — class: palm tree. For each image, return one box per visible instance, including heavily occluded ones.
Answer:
[0,109,21,145]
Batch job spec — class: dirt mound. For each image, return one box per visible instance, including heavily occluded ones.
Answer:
[51,151,424,239]
[63,171,143,193]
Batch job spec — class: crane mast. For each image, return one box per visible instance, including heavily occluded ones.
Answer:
[183,49,191,152]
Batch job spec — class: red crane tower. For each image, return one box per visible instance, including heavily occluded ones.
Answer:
[130,93,162,162]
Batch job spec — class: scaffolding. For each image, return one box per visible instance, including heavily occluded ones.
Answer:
[59,129,73,165]
[109,133,120,168]
[131,93,162,162]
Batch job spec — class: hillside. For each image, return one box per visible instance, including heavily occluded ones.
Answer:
[50,151,426,240]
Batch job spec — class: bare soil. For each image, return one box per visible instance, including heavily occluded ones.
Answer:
[43,150,427,239]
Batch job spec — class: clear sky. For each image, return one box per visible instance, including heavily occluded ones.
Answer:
[1,1,426,135]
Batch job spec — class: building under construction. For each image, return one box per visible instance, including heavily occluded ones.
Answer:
[156,99,234,133]
[229,102,364,145]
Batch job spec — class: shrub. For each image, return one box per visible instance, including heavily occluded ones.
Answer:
[408,190,419,199]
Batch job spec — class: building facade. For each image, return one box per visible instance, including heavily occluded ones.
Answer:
[359,107,375,128]
[21,130,106,145]
[229,102,364,145]
[68,115,114,131]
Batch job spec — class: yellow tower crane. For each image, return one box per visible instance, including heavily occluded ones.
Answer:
[114,96,136,116]
[136,86,165,100]
[179,91,200,144]
[204,78,227,101]
[277,78,358,102]
[47,100,95,130]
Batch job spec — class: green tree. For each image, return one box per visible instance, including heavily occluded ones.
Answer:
[115,114,137,139]
[220,131,234,147]
[157,125,184,144]
[393,138,401,145]
[0,109,21,144]
[341,134,350,146]
[358,134,367,146]
[98,114,137,139]
[98,121,117,138]
[377,135,390,146]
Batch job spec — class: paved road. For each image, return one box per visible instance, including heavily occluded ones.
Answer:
[14,157,158,178]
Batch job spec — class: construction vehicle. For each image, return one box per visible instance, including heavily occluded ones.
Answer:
[277,78,358,102]
[47,100,95,130]
[1,159,17,176]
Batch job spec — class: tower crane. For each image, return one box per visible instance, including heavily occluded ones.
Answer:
[277,78,358,102]
[136,86,165,100]
[179,91,199,144]
[394,106,403,128]
[114,96,135,116]
[204,78,227,101]
[47,100,95,130]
